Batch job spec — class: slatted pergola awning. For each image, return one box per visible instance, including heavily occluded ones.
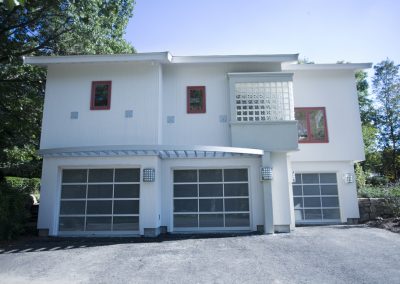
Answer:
[39,145,264,159]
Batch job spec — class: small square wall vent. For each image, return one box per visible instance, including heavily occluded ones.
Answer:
[125,110,133,118]
[70,111,78,119]
[167,116,175,124]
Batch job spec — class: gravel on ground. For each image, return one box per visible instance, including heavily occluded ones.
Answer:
[0,225,399,284]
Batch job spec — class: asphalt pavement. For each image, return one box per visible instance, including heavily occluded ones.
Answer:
[0,225,399,284]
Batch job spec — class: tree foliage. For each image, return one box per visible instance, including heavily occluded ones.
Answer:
[0,1,135,177]
[356,70,376,125]
[373,59,400,181]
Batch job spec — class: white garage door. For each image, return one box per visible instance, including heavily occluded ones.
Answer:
[59,168,140,235]
[173,169,250,231]
[292,173,341,224]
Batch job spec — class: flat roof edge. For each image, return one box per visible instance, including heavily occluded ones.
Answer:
[23,52,172,66]
[282,63,372,71]
[23,52,300,66]
[172,53,299,63]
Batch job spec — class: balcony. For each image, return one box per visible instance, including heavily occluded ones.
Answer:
[228,73,299,152]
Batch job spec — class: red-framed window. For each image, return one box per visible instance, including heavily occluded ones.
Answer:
[295,107,329,143]
[187,86,206,113]
[91,81,112,110]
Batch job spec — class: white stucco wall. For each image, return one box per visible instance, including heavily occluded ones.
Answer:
[271,153,293,227]
[290,70,364,162]
[161,63,282,146]
[41,62,162,149]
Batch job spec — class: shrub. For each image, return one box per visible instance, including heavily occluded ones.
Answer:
[358,184,400,217]
[355,163,366,189]
[366,176,389,186]
[5,176,40,201]
[0,177,40,240]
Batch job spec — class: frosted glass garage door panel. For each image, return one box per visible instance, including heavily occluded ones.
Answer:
[174,184,198,197]
[113,216,139,231]
[199,184,223,197]
[199,214,224,227]
[88,169,113,183]
[86,217,112,231]
[225,214,250,227]
[224,183,248,196]
[61,185,86,199]
[174,214,198,227]
[59,217,85,231]
[60,201,85,215]
[87,185,113,198]
[62,169,87,183]
[115,169,140,182]
[199,199,223,212]
[114,184,140,198]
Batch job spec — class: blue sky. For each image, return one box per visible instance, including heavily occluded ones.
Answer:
[125,0,399,66]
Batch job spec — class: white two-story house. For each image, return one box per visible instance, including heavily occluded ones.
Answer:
[24,52,371,237]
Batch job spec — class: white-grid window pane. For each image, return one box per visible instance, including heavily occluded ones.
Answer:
[59,168,140,233]
[292,173,340,224]
[173,169,250,230]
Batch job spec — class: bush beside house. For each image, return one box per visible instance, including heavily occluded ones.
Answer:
[0,176,40,240]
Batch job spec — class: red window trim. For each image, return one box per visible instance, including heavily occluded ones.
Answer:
[295,107,329,143]
[90,81,112,110]
[187,86,206,114]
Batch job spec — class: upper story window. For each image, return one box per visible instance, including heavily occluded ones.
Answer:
[295,107,329,143]
[187,86,206,113]
[91,81,112,110]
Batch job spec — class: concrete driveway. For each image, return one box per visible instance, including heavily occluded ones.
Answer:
[0,225,399,284]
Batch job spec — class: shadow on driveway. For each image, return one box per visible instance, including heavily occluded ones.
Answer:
[0,232,260,254]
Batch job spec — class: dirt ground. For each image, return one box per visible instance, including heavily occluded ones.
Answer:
[367,217,400,234]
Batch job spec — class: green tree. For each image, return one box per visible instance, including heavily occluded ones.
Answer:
[354,70,379,176]
[372,59,400,181]
[356,70,376,125]
[0,1,135,177]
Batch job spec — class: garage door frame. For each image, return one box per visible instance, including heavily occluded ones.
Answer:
[172,168,252,232]
[293,172,341,225]
[57,167,141,236]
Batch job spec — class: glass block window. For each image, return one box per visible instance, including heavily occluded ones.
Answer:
[59,168,140,234]
[292,173,341,224]
[234,81,294,122]
[173,169,250,231]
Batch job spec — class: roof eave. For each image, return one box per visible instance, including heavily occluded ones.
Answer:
[282,63,372,71]
[171,53,299,64]
[23,52,172,66]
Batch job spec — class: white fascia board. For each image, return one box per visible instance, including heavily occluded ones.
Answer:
[282,63,372,71]
[23,52,172,66]
[171,54,299,64]
[227,72,294,79]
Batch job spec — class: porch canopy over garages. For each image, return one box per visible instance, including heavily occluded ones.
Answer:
[39,145,264,159]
